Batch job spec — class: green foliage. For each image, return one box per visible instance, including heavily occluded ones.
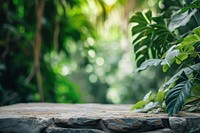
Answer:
[169,10,197,32]
[130,10,175,67]
[3,0,154,105]
[131,0,200,115]
[131,100,146,111]
[182,27,200,46]
[165,72,192,115]
[134,45,180,72]
[180,0,200,13]
[131,90,166,113]
[164,63,200,87]
[0,0,112,105]
[133,59,163,72]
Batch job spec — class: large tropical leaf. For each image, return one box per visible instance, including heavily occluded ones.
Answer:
[134,27,200,73]
[130,10,174,67]
[165,72,193,115]
[162,45,179,66]
[181,27,200,46]
[134,59,163,72]
[134,45,180,72]
[164,62,200,88]
[169,9,197,32]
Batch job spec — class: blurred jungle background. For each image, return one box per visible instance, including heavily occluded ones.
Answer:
[0,0,169,105]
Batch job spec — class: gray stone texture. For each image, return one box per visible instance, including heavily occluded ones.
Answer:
[0,117,50,133]
[46,127,105,133]
[0,103,200,133]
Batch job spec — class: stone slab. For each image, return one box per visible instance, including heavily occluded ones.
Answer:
[0,103,200,133]
[0,103,169,119]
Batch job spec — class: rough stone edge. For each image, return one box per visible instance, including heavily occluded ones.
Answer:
[0,117,53,133]
[1,116,200,133]
[169,117,200,133]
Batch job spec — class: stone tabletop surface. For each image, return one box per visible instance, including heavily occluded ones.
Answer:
[0,103,170,119]
[0,103,200,133]
[1,103,200,118]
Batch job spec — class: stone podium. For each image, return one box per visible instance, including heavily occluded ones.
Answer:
[0,103,200,133]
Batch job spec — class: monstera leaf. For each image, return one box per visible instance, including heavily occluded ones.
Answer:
[134,45,180,72]
[165,72,192,115]
[130,10,174,67]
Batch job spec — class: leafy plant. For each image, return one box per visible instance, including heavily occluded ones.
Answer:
[165,72,192,115]
[130,0,200,115]
[130,10,175,67]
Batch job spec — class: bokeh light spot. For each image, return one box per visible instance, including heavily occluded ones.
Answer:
[89,74,97,83]
[107,88,120,103]
[85,64,93,73]
[88,49,96,58]
[96,57,104,66]
[87,37,95,46]
[103,0,117,6]
[61,66,69,76]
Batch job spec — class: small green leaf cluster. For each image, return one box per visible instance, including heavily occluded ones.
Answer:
[131,90,166,113]
[130,0,200,115]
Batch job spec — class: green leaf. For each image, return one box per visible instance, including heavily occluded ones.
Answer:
[131,100,146,111]
[165,73,192,115]
[136,56,146,68]
[132,102,160,113]
[162,64,169,72]
[145,10,152,22]
[132,32,146,45]
[134,59,163,72]
[143,91,154,102]
[176,54,188,64]
[134,45,180,72]
[162,45,179,66]
[143,102,157,112]
[148,108,162,113]
[190,51,198,57]
[164,63,200,87]
[182,34,200,46]
[155,90,165,102]
[169,10,197,32]
[187,106,198,112]
[192,84,200,96]
[131,91,157,112]
[179,0,200,13]
[179,27,200,50]
[131,25,147,35]
[130,12,149,24]
[193,26,200,37]
[130,10,174,67]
